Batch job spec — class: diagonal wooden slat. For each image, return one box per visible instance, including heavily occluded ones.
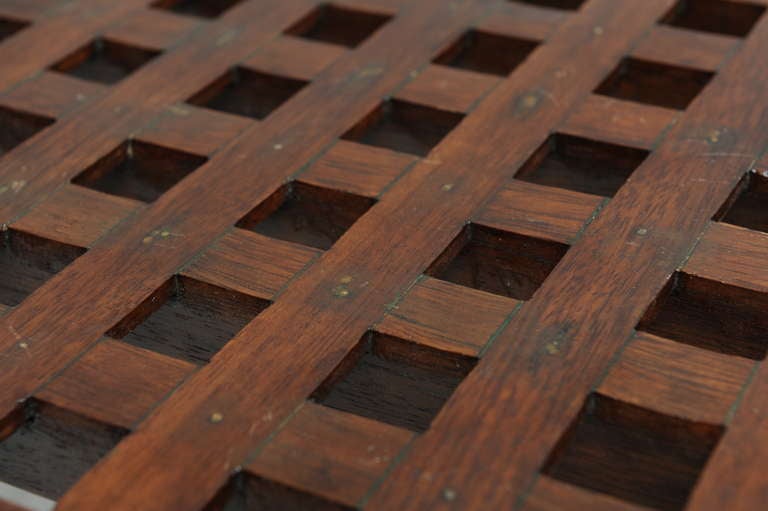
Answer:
[0,0,766,509]
[45,1,686,509]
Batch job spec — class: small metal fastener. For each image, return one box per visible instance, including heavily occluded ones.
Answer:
[358,67,384,79]
[168,104,189,116]
[636,228,648,236]
[442,183,454,192]
[210,412,224,423]
[521,94,538,109]
[18,342,28,349]
[273,144,283,150]
[443,488,457,501]
[216,29,238,47]
[333,286,350,297]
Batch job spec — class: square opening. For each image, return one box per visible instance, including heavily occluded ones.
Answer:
[0,400,127,500]
[342,99,464,157]
[205,473,353,511]
[71,140,207,203]
[661,0,765,38]
[107,276,269,365]
[426,224,568,301]
[0,106,54,157]
[508,0,586,9]
[50,38,160,85]
[311,332,476,432]
[543,393,723,511]
[595,57,714,110]
[0,17,28,42]
[637,271,768,360]
[187,67,308,120]
[0,230,85,308]
[433,29,538,77]
[151,0,244,18]
[236,181,375,250]
[284,4,391,48]
[715,169,768,233]
[515,133,650,197]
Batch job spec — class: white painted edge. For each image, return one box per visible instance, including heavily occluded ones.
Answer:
[0,481,55,511]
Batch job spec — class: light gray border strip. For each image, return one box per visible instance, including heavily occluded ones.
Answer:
[0,481,55,511]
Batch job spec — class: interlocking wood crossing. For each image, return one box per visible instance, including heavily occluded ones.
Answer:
[0,0,767,509]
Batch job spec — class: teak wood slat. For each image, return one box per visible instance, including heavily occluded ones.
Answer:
[0,0,767,510]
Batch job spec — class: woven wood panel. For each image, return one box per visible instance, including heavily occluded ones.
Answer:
[0,0,767,509]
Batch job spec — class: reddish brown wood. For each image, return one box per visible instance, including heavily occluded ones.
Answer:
[299,140,415,198]
[476,180,603,244]
[181,229,321,300]
[395,65,500,114]
[560,94,678,150]
[598,332,755,424]
[137,105,252,157]
[370,3,768,508]
[0,0,155,91]
[0,501,28,511]
[523,476,653,511]
[37,339,194,429]
[245,401,413,507]
[0,71,109,119]
[57,2,682,509]
[684,221,768,293]
[632,25,739,72]
[0,0,767,510]
[13,185,143,248]
[377,276,518,357]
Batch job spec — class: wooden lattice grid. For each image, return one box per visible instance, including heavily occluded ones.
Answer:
[0,0,766,510]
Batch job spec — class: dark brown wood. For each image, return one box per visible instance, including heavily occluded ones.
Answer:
[245,401,414,508]
[0,0,767,510]
[37,339,194,429]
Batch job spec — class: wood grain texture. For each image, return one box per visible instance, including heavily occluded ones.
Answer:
[684,221,768,293]
[136,105,252,157]
[598,332,755,425]
[370,1,768,509]
[632,25,739,72]
[560,94,678,151]
[396,64,499,113]
[37,339,194,429]
[377,276,517,357]
[246,401,413,507]
[0,500,31,511]
[12,184,143,248]
[55,2,687,509]
[0,0,154,92]
[0,71,108,119]
[476,179,603,244]
[0,0,766,509]
[298,140,415,198]
[181,228,321,300]
[523,476,653,511]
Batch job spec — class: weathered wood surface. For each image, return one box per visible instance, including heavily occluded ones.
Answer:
[0,0,767,509]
